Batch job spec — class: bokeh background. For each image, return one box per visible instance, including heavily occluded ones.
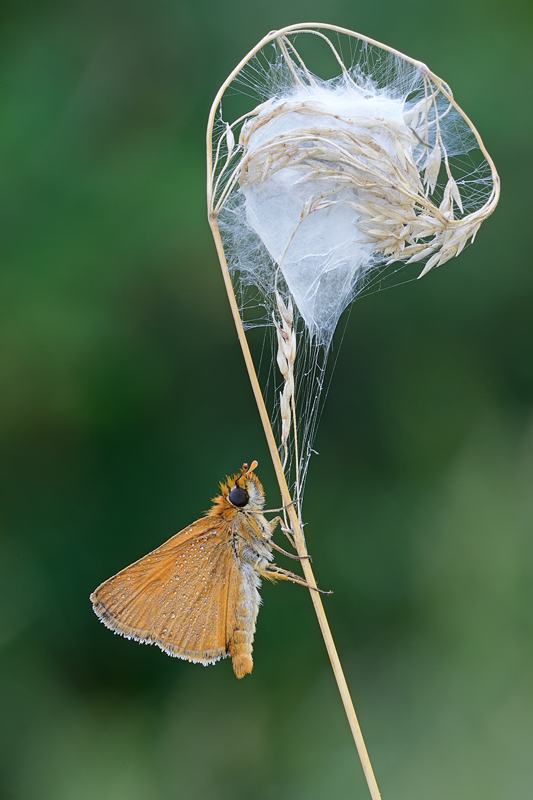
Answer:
[1,1,531,799]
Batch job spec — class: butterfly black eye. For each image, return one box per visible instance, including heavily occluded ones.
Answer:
[229,486,249,507]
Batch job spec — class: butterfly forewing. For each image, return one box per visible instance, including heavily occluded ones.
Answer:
[91,517,238,664]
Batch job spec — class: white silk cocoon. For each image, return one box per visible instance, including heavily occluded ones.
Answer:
[209,26,499,498]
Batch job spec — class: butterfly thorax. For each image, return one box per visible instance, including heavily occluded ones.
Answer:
[235,511,274,566]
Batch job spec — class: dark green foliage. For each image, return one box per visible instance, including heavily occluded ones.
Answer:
[0,2,531,799]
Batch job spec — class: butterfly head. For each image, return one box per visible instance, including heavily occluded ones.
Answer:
[208,461,265,516]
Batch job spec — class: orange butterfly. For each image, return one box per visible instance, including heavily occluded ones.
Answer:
[90,461,316,678]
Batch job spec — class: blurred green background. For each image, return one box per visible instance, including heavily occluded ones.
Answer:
[1,1,531,799]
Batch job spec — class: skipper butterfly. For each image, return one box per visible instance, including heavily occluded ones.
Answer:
[90,461,316,678]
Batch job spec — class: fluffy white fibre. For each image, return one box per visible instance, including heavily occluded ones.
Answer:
[241,87,410,339]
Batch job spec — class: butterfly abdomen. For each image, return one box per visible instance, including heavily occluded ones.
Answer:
[227,561,262,678]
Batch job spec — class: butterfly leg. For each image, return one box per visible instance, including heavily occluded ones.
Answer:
[280,523,297,550]
[257,564,332,595]
[269,539,312,562]
[262,501,296,513]
[267,516,312,561]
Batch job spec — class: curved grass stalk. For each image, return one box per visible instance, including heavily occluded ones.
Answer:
[208,34,383,785]
[207,23,500,799]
